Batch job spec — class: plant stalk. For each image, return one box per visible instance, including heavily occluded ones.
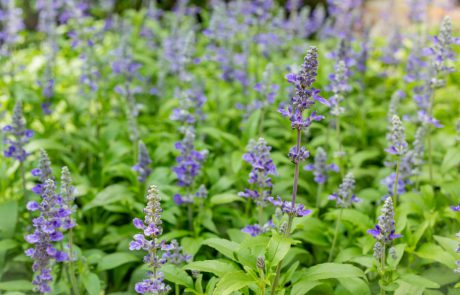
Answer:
[270,129,302,293]
[328,208,343,262]
[393,158,401,206]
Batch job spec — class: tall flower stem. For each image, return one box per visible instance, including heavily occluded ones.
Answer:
[336,116,344,177]
[187,203,194,233]
[175,284,180,295]
[316,183,324,209]
[20,161,26,199]
[67,229,80,295]
[271,129,301,294]
[380,244,386,295]
[258,206,264,227]
[328,208,343,262]
[393,158,400,206]
[427,94,434,184]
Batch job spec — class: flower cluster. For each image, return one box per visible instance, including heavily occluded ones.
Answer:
[328,61,351,116]
[36,0,61,114]
[368,197,401,261]
[428,16,459,88]
[304,147,338,184]
[170,86,207,125]
[242,220,275,237]
[237,63,279,120]
[3,101,33,162]
[130,185,189,294]
[132,141,152,182]
[172,127,207,205]
[385,115,408,156]
[238,138,276,201]
[31,149,54,195]
[381,28,402,66]
[25,179,71,293]
[267,196,312,217]
[0,0,24,57]
[329,173,360,207]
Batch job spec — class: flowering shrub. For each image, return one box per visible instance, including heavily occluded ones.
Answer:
[1,1,460,295]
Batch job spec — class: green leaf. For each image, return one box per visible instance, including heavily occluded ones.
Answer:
[291,281,323,295]
[394,281,423,295]
[0,200,18,238]
[82,272,101,295]
[181,237,204,257]
[387,244,406,269]
[0,280,34,291]
[338,277,371,295]
[212,271,255,295]
[441,147,460,173]
[184,260,240,277]
[202,238,239,261]
[0,239,18,252]
[266,232,291,268]
[300,263,365,281]
[83,184,134,211]
[399,274,440,289]
[98,252,138,271]
[210,193,243,205]
[162,264,194,289]
[415,243,456,268]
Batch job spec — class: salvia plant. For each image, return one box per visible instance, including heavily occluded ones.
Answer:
[239,137,277,236]
[1,2,460,295]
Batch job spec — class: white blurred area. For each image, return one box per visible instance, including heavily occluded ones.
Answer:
[365,0,460,28]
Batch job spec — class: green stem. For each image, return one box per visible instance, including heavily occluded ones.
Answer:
[380,244,386,295]
[258,206,264,227]
[175,283,180,295]
[315,183,324,209]
[336,116,344,177]
[328,208,343,262]
[271,129,302,293]
[393,158,400,207]
[20,161,26,200]
[68,229,80,295]
[187,203,194,232]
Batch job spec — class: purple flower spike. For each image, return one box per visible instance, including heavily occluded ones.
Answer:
[25,178,73,293]
[130,186,190,294]
[3,101,32,162]
[304,147,338,184]
[451,204,460,212]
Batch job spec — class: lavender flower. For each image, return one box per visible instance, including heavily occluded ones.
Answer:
[170,86,207,125]
[368,197,401,244]
[129,185,171,294]
[36,0,60,114]
[133,141,152,182]
[242,220,275,237]
[329,61,351,116]
[173,127,206,188]
[25,179,70,293]
[3,101,33,162]
[329,173,360,207]
[385,115,408,156]
[31,149,53,195]
[60,166,76,231]
[172,127,207,205]
[304,147,338,184]
[268,196,312,217]
[381,28,403,66]
[280,46,328,138]
[428,16,460,88]
[162,240,191,265]
[405,37,428,83]
[0,0,24,57]
[407,0,428,23]
[237,64,279,119]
